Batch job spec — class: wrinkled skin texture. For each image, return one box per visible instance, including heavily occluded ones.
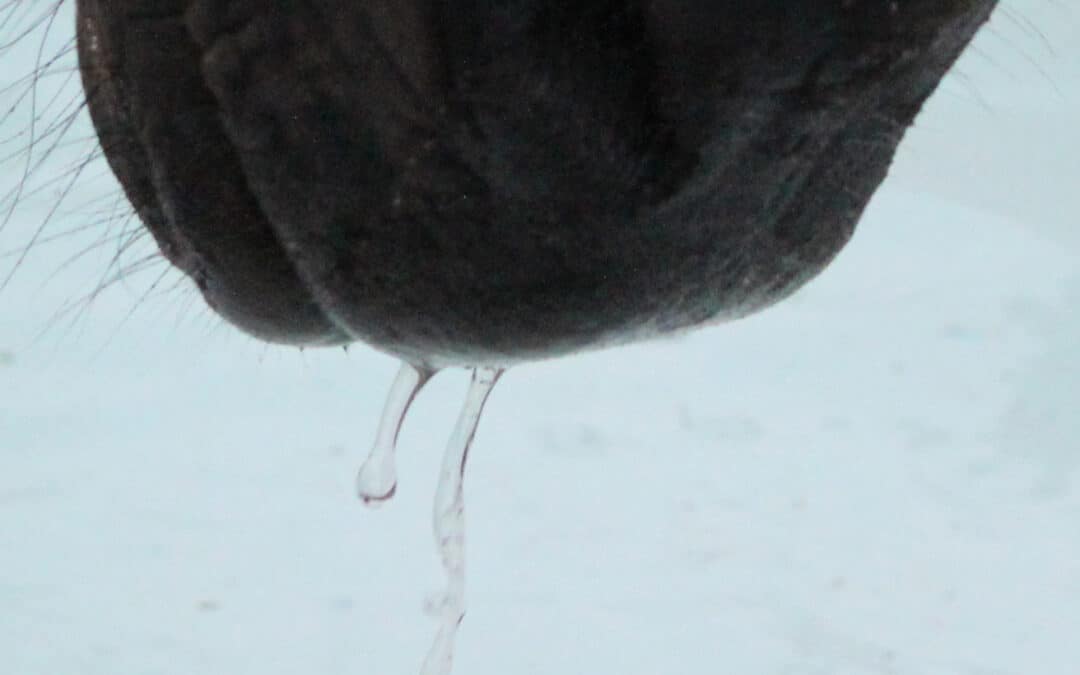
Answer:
[76,0,998,366]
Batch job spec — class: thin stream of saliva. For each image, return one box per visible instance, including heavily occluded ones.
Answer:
[356,361,435,506]
[420,366,503,675]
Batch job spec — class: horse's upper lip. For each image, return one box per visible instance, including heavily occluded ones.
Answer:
[77,0,998,364]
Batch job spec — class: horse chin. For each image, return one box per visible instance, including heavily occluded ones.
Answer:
[76,0,998,365]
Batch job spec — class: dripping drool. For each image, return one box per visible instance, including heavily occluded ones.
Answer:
[355,363,504,675]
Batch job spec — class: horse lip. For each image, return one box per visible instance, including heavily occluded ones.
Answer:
[76,0,349,346]
[76,0,999,363]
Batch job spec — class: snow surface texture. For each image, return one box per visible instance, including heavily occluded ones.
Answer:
[2,3,1078,674]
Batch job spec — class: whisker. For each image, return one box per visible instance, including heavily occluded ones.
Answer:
[1,1,66,229]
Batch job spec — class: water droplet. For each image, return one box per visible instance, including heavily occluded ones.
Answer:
[356,362,435,506]
[420,366,503,675]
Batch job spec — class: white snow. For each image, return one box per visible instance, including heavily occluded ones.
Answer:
[2,3,1078,674]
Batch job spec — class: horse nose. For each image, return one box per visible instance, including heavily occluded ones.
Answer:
[76,0,998,366]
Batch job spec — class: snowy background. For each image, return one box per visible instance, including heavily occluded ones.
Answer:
[2,3,1078,674]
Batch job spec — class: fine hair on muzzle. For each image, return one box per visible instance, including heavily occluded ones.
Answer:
[76,0,998,367]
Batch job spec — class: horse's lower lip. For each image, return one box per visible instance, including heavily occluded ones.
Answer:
[77,0,998,365]
[76,0,350,347]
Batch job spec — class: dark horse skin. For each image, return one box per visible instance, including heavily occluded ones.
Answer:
[76,1,998,367]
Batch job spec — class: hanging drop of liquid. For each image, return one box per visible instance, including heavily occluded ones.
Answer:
[420,366,503,675]
[356,362,435,506]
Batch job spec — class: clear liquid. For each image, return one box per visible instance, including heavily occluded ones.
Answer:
[356,362,503,674]
[419,366,503,675]
[355,362,435,506]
